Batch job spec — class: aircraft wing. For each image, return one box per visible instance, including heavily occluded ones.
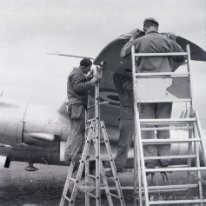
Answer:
[93,32,206,107]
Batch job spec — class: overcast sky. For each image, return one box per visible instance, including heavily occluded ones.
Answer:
[0,0,205,126]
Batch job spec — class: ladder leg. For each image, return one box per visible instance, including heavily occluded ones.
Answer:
[85,160,90,206]
[99,161,114,206]
[194,121,204,206]
[100,121,126,206]
[69,136,92,206]
[59,123,94,206]
[59,162,75,206]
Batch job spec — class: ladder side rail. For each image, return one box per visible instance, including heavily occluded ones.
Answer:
[194,129,204,205]
[185,44,204,203]
[186,45,195,114]
[134,103,150,206]
[94,80,101,206]
[69,135,93,206]
[131,46,147,206]
[131,46,141,206]
[99,161,114,206]
[59,162,75,206]
[195,114,206,165]
[85,96,92,206]
[85,159,90,206]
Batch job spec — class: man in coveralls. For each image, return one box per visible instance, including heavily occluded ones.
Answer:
[120,18,185,168]
[64,58,98,164]
[114,70,134,173]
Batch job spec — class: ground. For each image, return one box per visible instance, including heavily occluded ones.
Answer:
[0,162,205,206]
[0,162,134,206]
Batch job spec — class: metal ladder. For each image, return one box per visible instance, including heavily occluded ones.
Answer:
[131,45,206,205]
[59,66,126,206]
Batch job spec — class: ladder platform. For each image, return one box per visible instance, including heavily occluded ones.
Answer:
[142,138,201,144]
[140,118,196,124]
[144,154,196,160]
[149,199,206,205]
[146,166,206,173]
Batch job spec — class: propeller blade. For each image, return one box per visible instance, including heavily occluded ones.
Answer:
[47,52,94,60]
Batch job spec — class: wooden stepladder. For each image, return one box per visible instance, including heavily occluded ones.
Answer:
[131,45,206,206]
[59,66,126,206]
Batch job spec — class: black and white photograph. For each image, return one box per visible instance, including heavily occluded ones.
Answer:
[0,0,205,205]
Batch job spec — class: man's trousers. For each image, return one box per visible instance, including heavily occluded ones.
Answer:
[140,102,172,168]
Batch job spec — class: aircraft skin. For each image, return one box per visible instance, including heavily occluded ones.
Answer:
[0,32,206,170]
[0,98,70,166]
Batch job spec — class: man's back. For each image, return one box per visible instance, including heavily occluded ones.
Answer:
[67,67,93,107]
[122,31,185,73]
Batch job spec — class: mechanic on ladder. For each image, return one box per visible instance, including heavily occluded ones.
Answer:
[120,17,185,170]
[64,58,98,165]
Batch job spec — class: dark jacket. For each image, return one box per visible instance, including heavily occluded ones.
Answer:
[121,31,185,72]
[67,67,94,108]
[114,72,134,120]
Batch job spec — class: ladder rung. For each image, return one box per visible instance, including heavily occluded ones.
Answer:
[86,192,97,198]
[140,118,196,124]
[148,184,198,192]
[134,52,188,57]
[142,138,201,144]
[86,118,96,123]
[107,192,121,199]
[146,166,206,173]
[88,157,110,161]
[63,195,71,202]
[68,177,76,182]
[86,174,96,179]
[141,126,193,131]
[149,199,206,205]
[100,157,111,161]
[87,101,109,110]
[79,185,95,190]
[135,72,189,77]
[137,99,192,103]
[144,154,196,160]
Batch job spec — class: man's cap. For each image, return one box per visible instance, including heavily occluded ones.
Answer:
[143,17,159,27]
[80,58,92,67]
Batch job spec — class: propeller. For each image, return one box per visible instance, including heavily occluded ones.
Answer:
[47,52,94,60]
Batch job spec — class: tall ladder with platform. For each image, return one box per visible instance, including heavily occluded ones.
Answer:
[131,45,206,206]
[59,64,126,206]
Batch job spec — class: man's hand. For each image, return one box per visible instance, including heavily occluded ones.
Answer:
[90,76,98,84]
[86,70,93,80]
[166,32,177,41]
[130,28,140,41]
